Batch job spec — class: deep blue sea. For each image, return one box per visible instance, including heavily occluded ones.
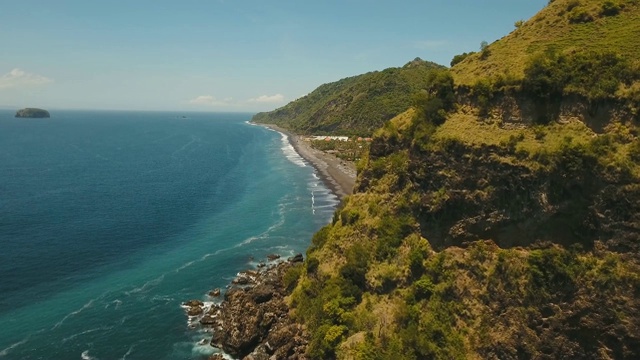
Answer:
[0,110,338,359]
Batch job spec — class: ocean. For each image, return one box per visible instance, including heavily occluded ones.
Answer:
[0,110,338,359]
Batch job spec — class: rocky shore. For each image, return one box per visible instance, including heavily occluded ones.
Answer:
[182,123,354,359]
[183,255,308,359]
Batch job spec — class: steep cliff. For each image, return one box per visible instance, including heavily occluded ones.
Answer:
[284,1,640,358]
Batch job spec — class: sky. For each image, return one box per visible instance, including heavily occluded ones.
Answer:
[0,0,547,112]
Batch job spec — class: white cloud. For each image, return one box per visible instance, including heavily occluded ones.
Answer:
[188,95,234,106]
[413,40,447,50]
[0,68,53,89]
[249,94,285,103]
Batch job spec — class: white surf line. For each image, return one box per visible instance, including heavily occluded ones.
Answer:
[280,133,307,167]
[120,345,134,360]
[171,135,199,158]
[81,349,97,360]
[124,274,165,296]
[175,212,288,274]
[51,298,96,330]
[0,336,30,357]
[62,326,110,343]
[104,299,122,310]
[68,143,84,153]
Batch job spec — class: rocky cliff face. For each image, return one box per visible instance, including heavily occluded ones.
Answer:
[289,98,640,358]
[365,136,640,255]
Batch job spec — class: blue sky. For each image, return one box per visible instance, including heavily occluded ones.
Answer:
[0,0,547,112]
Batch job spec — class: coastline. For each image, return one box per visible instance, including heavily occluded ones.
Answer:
[258,123,357,200]
[182,122,358,358]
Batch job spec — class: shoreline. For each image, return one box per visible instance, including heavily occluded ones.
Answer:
[257,123,357,200]
[184,255,309,359]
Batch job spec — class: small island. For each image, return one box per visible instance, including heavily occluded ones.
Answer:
[15,108,50,118]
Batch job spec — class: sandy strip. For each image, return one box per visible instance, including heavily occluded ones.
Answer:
[257,123,356,200]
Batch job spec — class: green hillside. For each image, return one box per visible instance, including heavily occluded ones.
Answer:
[252,59,444,136]
[279,0,640,358]
[452,0,640,86]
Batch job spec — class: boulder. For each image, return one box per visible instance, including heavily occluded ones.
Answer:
[200,315,217,326]
[183,299,204,307]
[187,306,204,316]
[252,285,275,304]
[266,254,281,261]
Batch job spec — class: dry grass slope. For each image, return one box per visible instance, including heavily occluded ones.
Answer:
[452,0,640,85]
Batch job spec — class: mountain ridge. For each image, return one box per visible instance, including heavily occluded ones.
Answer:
[252,59,444,136]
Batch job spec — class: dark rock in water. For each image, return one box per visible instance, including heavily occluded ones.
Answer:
[257,262,266,268]
[15,108,50,118]
[288,253,304,263]
[232,276,250,285]
[200,315,217,326]
[209,288,221,297]
[208,354,225,360]
[187,306,204,316]
[183,299,204,307]
[266,254,280,261]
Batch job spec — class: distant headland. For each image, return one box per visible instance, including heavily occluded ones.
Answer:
[15,108,50,118]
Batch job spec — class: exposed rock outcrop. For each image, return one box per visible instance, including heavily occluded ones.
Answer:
[186,255,308,359]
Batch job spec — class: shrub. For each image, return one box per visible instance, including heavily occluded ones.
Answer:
[601,0,622,16]
[566,0,581,11]
[527,247,579,300]
[533,126,546,140]
[500,133,525,152]
[307,257,320,274]
[311,225,331,249]
[409,248,426,277]
[284,264,304,292]
[472,78,494,116]
[341,244,370,293]
[568,7,594,23]
[523,49,638,104]
[629,139,640,162]
[413,69,455,126]
[308,324,347,358]
[480,41,491,60]
[414,276,435,300]
[340,208,360,225]
[450,52,474,67]
[375,214,414,259]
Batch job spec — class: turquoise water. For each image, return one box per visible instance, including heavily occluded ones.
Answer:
[0,110,338,359]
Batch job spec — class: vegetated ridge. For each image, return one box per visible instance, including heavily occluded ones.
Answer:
[278,0,640,359]
[252,59,443,136]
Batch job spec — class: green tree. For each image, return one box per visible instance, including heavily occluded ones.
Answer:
[450,52,474,67]
[413,69,455,125]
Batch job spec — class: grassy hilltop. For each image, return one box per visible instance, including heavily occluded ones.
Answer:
[452,0,640,86]
[276,0,640,359]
